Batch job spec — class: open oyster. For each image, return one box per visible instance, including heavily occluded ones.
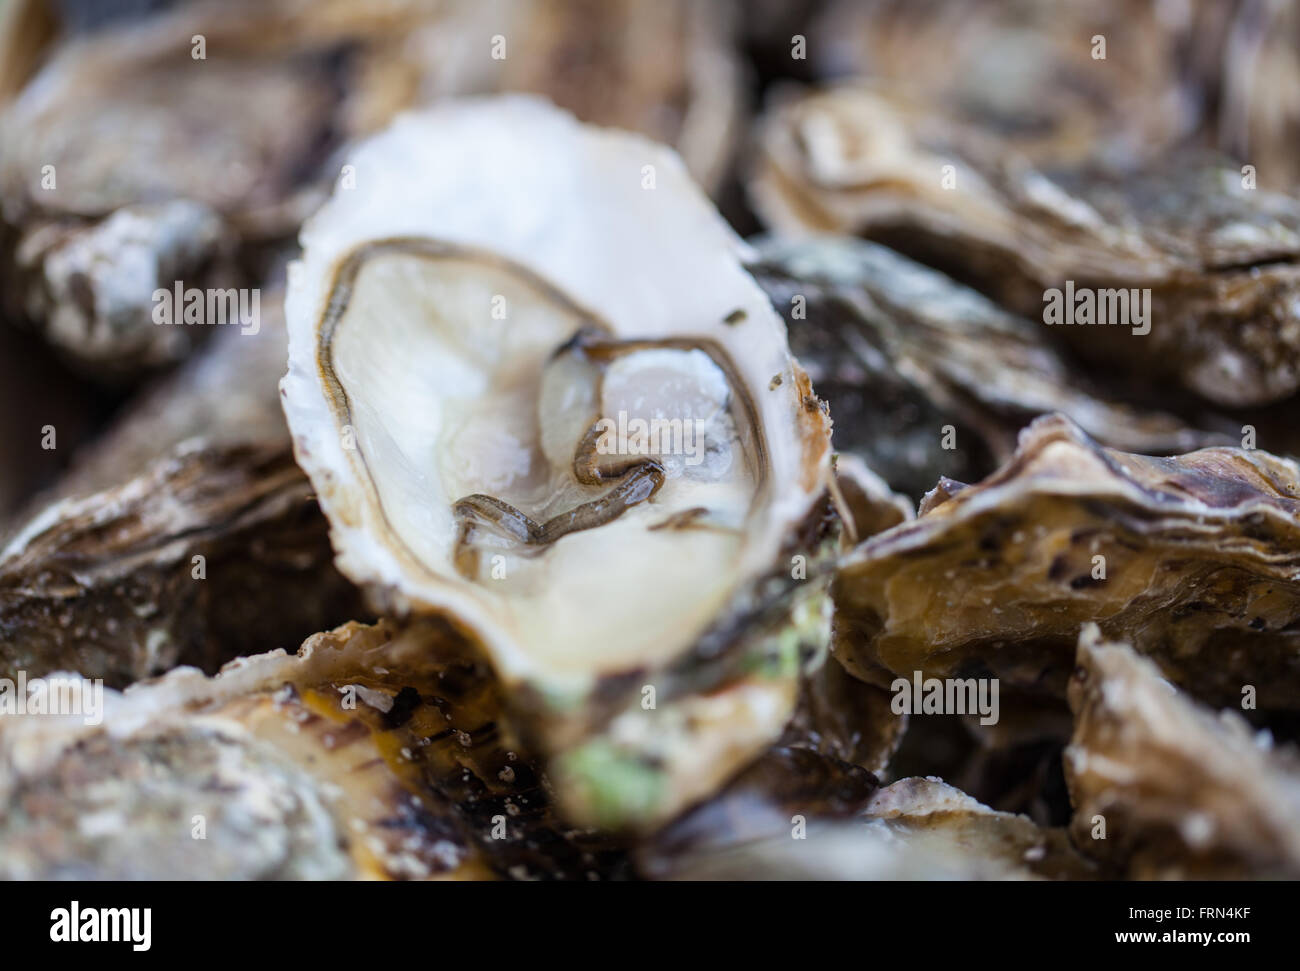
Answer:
[0,619,631,880]
[751,85,1300,407]
[282,98,834,830]
[834,413,1300,711]
[1067,624,1300,879]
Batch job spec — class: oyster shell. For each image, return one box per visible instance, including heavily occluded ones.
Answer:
[1220,0,1300,191]
[1066,624,1300,879]
[748,236,1222,499]
[0,20,333,376]
[750,85,1300,407]
[0,0,744,378]
[643,758,1093,880]
[806,0,1224,168]
[834,413,1300,711]
[0,293,362,686]
[780,649,906,778]
[0,441,361,688]
[364,0,745,196]
[0,619,631,880]
[282,98,834,831]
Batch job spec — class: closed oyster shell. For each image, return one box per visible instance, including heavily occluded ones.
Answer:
[751,85,1300,407]
[834,413,1300,710]
[0,7,337,375]
[1220,0,1300,191]
[0,619,631,880]
[780,651,906,778]
[0,441,362,688]
[282,98,834,831]
[643,759,1093,880]
[1,0,743,378]
[1066,624,1300,879]
[747,235,1222,499]
[0,293,363,686]
[806,0,1225,168]
[359,0,745,196]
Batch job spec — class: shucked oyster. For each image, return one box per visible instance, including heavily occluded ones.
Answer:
[751,85,1300,407]
[282,98,834,831]
[834,413,1300,711]
[1067,624,1300,879]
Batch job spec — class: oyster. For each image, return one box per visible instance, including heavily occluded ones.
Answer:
[748,236,1222,499]
[830,453,913,545]
[1066,624,1300,879]
[780,650,906,778]
[367,0,745,196]
[0,293,362,686]
[0,0,744,378]
[0,619,630,880]
[0,8,338,376]
[805,0,1224,168]
[282,98,834,831]
[643,756,1093,880]
[1220,0,1300,191]
[834,413,1300,711]
[0,441,361,688]
[750,85,1300,407]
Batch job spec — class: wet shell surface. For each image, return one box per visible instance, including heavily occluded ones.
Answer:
[281,97,833,828]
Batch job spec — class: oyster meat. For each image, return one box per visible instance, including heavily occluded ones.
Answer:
[1067,624,1300,879]
[282,98,834,830]
[834,413,1300,711]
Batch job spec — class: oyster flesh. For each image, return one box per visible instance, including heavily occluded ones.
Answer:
[282,98,834,830]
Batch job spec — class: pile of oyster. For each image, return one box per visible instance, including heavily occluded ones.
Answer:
[3,0,1300,881]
